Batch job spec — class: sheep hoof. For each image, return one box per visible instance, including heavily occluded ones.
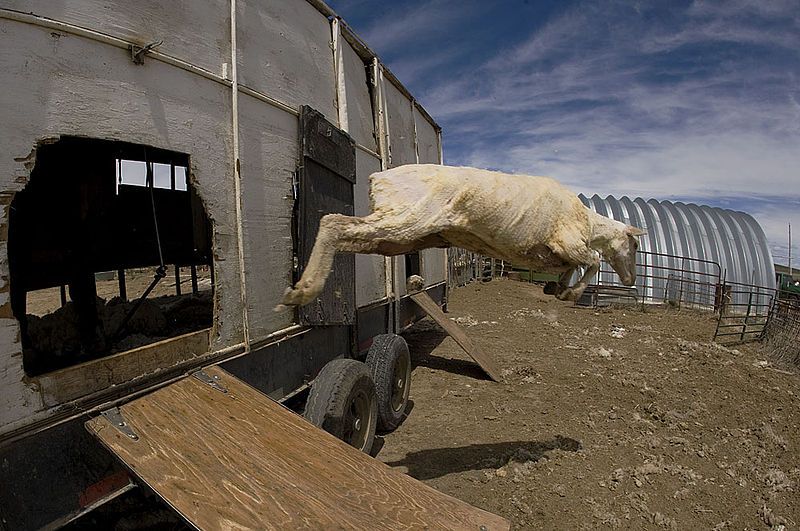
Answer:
[556,288,577,301]
[280,286,304,307]
[543,281,558,295]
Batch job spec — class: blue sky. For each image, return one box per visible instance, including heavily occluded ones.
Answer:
[328,0,800,269]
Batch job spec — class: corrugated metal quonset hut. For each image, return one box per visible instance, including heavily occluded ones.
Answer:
[577,194,775,305]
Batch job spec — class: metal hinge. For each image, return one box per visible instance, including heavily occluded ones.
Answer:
[101,407,139,441]
[291,169,300,200]
[129,40,162,65]
[192,370,228,393]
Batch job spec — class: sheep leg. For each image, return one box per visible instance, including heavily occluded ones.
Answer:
[548,242,600,302]
[542,267,576,296]
[280,213,437,307]
[557,260,600,301]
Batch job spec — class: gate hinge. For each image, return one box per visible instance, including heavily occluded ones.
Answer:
[192,370,228,393]
[101,407,139,441]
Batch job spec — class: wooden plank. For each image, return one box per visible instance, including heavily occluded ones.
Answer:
[37,329,210,407]
[86,366,510,530]
[410,292,503,382]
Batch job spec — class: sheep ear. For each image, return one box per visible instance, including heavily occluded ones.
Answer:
[627,226,647,237]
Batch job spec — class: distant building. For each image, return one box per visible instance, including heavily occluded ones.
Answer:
[579,195,775,304]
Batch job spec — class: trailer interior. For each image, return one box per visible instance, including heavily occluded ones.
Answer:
[9,137,214,376]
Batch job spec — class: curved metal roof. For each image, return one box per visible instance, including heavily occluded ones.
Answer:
[578,194,775,295]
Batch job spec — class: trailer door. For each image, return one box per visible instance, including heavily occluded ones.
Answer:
[296,106,356,325]
[86,366,509,530]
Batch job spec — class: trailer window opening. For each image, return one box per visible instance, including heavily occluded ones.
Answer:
[116,159,189,192]
[9,137,214,376]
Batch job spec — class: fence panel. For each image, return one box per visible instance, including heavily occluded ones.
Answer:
[760,298,800,365]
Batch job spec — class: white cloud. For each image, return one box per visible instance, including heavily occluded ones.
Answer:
[425,3,798,263]
[352,0,482,58]
[337,0,800,267]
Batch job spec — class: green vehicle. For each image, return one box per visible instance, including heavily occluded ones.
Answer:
[777,272,800,300]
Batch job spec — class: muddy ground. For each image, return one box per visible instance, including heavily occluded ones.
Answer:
[379,278,799,530]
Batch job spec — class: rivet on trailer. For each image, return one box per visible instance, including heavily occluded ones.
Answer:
[0,1,509,529]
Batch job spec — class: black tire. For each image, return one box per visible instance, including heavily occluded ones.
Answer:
[366,334,411,432]
[304,358,377,454]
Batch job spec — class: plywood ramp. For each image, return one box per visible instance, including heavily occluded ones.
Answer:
[86,366,509,530]
[410,291,503,382]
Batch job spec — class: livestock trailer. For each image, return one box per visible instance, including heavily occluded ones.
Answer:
[0,2,500,529]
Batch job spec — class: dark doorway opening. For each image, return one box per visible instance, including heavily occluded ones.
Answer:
[9,137,214,376]
[405,252,421,278]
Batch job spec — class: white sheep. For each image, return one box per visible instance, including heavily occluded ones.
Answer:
[281,164,644,307]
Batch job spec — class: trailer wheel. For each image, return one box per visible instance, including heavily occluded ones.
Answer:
[366,334,411,432]
[304,358,377,454]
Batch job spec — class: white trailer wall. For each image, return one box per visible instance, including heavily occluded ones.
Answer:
[383,80,417,297]
[414,107,440,166]
[354,151,386,305]
[382,77,446,294]
[3,0,231,74]
[414,106,446,287]
[0,0,443,434]
[0,13,242,430]
[339,36,387,306]
[238,0,337,123]
[341,39,378,153]
[384,81,418,168]
[238,95,297,340]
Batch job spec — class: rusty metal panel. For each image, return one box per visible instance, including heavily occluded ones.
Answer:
[302,109,356,183]
[0,418,130,530]
[298,106,355,325]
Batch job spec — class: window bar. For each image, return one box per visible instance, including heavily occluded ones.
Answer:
[175,266,182,296]
[191,264,199,294]
[118,269,127,301]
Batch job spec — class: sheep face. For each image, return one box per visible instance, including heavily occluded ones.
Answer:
[605,228,643,286]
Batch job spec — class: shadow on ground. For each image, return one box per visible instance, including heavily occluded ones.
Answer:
[384,436,582,480]
[403,320,491,381]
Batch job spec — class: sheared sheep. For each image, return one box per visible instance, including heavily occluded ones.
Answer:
[281,164,644,307]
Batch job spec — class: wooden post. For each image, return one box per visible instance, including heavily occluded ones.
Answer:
[175,266,182,296]
[191,264,199,294]
[118,269,127,301]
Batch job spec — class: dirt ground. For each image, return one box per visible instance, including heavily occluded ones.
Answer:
[379,278,799,530]
[26,266,213,317]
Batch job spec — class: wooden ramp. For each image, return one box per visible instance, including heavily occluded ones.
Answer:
[410,292,503,382]
[86,366,509,530]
